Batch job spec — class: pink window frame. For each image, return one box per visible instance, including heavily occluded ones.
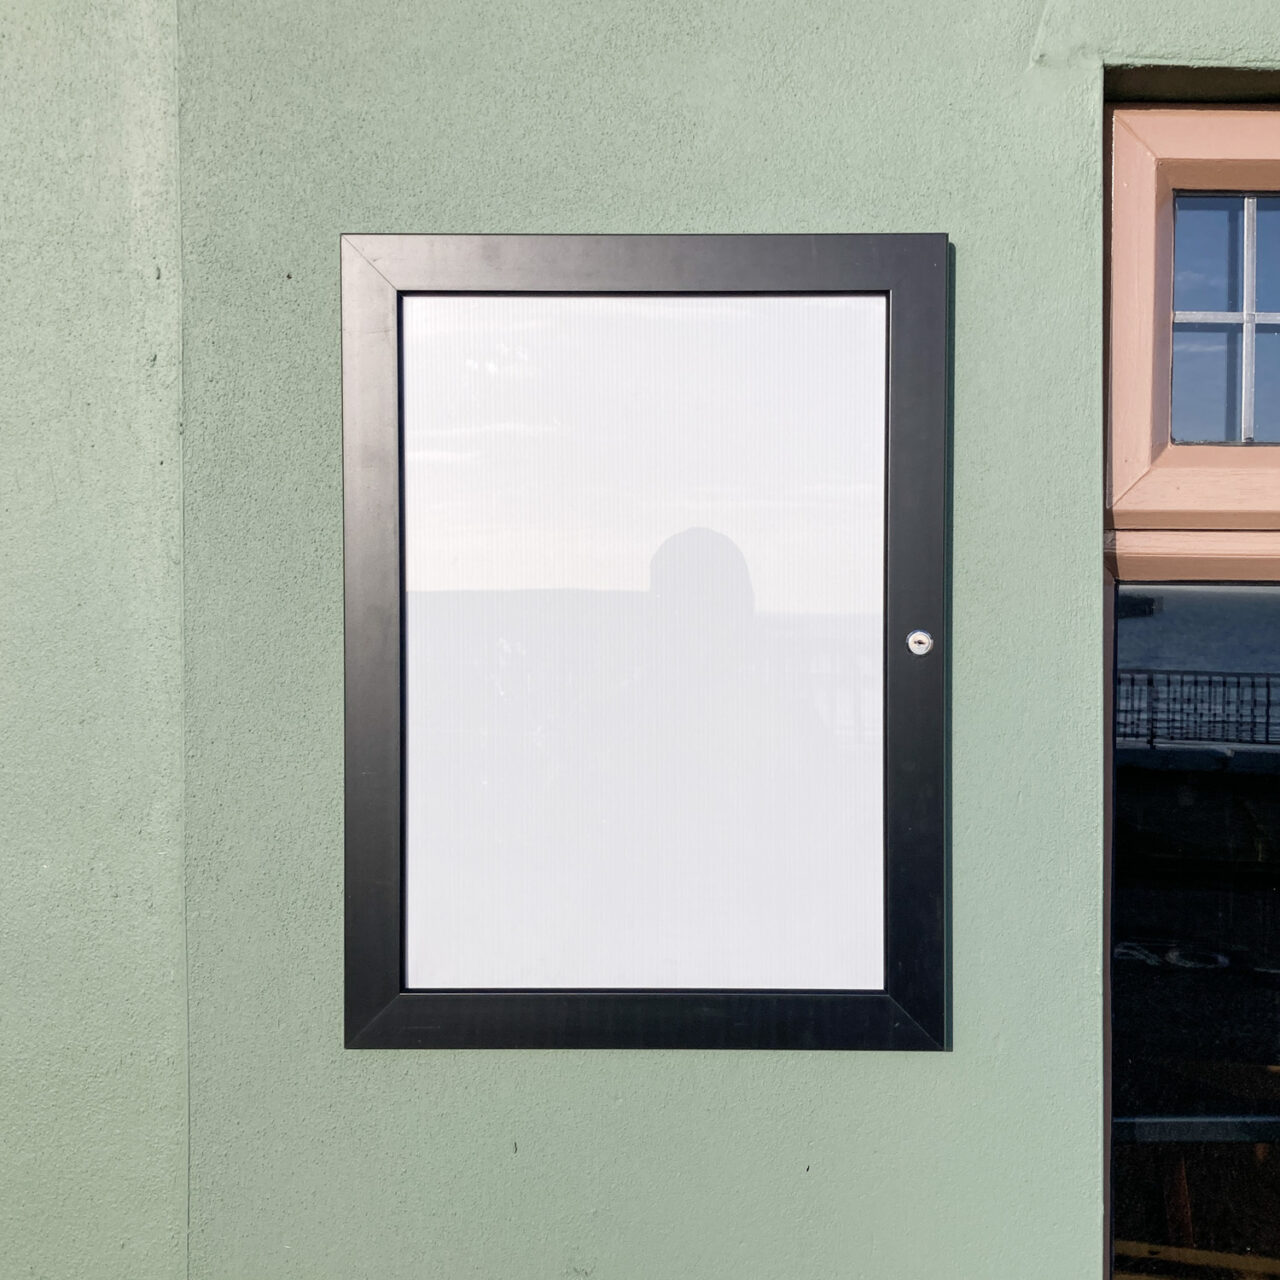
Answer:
[1107,106,1280,579]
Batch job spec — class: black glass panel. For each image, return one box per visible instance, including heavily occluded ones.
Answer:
[1114,584,1280,1276]
[1113,1144,1280,1276]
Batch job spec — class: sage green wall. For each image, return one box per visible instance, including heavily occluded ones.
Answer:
[1,2,186,1278]
[180,4,1085,1278]
[10,1,1280,1278]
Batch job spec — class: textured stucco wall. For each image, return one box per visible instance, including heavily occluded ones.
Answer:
[0,1,186,1277]
[10,1,1280,1277]
[180,2,1103,1277]
[177,3,1280,1278]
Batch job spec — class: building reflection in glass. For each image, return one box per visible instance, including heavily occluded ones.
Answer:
[1113,584,1280,1276]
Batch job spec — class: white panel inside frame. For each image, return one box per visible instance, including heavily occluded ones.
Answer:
[401,294,887,991]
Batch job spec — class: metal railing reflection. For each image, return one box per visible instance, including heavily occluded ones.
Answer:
[1116,669,1280,747]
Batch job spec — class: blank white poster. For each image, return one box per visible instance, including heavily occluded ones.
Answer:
[402,294,886,990]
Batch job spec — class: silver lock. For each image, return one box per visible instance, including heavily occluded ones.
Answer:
[906,629,933,656]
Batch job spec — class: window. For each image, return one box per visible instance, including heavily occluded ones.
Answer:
[1108,108,1280,567]
[1172,193,1280,443]
[1112,584,1280,1275]
[1109,106,1280,1279]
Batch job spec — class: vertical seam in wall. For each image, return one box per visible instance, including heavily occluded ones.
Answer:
[171,0,190,1272]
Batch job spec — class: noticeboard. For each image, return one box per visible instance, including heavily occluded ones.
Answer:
[342,235,948,1049]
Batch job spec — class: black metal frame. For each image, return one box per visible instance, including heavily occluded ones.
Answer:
[342,234,949,1049]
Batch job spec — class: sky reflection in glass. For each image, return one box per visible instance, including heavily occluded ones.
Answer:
[1255,325,1280,443]
[1172,193,1280,442]
[1173,195,1242,313]
[1171,324,1240,443]
[1256,198,1280,314]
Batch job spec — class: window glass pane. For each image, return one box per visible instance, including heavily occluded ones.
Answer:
[1113,584,1280,1274]
[1256,197,1280,314]
[1171,323,1241,442]
[1256,324,1280,443]
[1174,195,1244,313]
[1114,1144,1280,1269]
